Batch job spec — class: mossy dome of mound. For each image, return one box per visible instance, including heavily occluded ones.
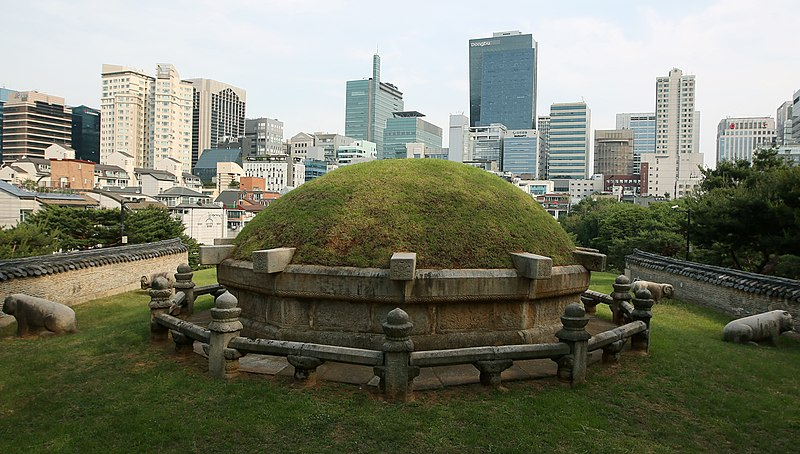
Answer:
[233,160,576,269]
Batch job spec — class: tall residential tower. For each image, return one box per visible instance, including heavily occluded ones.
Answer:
[655,68,699,155]
[100,64,193,172]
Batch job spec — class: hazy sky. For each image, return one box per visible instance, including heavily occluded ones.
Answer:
[4,0,798,168]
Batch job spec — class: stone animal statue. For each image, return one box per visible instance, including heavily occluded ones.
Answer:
[2,294,78,337]
[631,280,674,304]
[722,310,793,346]
[141,271,175,290]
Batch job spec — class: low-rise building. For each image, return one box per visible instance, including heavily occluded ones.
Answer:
[170,203,226,245]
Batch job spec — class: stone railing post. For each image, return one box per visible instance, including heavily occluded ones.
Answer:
[171,331,195,355]
[287,355,324,381]
[148,276,173,342]
[207,291,243,379]
[611,275,632,325]
[172,263,196,316]
[554,303,591,385]
[380,308,416,402]
[474,360,513,387]
[581,293,599,315]
[631,288,654,353]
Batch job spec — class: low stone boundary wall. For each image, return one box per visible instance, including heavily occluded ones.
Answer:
[625,249,800,331]
[0,239,188,308]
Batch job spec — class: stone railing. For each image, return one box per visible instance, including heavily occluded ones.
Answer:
[148,269,653,402]
[626,249,800,330]
[0,238,188,308]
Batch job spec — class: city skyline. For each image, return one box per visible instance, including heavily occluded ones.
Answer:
[3,0,798,169]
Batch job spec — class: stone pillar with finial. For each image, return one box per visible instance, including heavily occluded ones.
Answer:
[554,303,591,384]
[380,308,416,402]
[207,291,243,379]
[611,275,633,325]
[148,276,173,342]
[631,288,654,353]
[172,263,195,316]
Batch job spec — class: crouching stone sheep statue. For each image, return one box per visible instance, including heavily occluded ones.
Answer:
[631,280,674,304]
[722,310,793,346]
[2,294,78,337]
[141,271,175,290]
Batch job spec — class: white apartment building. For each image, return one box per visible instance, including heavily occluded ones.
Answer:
[716,117,775,163]
[101,64,193,173]
[656,68,699,155]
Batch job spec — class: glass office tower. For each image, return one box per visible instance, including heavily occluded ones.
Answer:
[469,31,537,130]
[345,54,403,155]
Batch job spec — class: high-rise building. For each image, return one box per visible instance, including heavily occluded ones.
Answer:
[469,31,537,130]
[382,111,442,160]
[344,54,403,155]
[547,102,591,180]
[152,64,193,173]
[502,129,539,176]
[186,78,246,169]
[615,112,655,174]
[792,89,800,144]
[100,64,193,173]
[448,114,470,162]
[0,88,20,162]
[776,101,792,145]
[656,68,699,155]
[537,116,550,179]
[100,64,153,169]
[716,117,775,163]
[71,105,101,163]
[1,91,72,164]
[243,117,283,158]
[594,129,634,176]
[469,123,507,169]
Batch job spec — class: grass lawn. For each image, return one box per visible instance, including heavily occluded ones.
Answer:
[1,270,799,452]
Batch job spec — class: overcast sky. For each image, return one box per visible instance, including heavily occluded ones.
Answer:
[4,0,798,168]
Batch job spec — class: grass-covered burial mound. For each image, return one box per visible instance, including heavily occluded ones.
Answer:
[233,159,576,269]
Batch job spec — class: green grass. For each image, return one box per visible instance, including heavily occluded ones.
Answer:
[1,270,799,452]
[233,159,576,268]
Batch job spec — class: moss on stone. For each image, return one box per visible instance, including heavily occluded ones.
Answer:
[233,159,576,268]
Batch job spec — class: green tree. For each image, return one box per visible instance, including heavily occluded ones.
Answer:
[6,205,201,268]
[560,198,685,271]
[689,148,799,274]
[0,223,59,259]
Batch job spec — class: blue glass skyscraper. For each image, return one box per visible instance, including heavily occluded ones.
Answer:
[469,31,537,130]
[345,54,403,156]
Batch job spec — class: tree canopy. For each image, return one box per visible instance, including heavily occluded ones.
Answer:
[561,147,799,278]
[0,206,200,268]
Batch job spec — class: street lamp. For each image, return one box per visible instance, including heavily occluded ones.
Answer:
[671,205,691,261]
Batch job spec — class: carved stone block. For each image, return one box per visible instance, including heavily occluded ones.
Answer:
[390,252,417,281]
